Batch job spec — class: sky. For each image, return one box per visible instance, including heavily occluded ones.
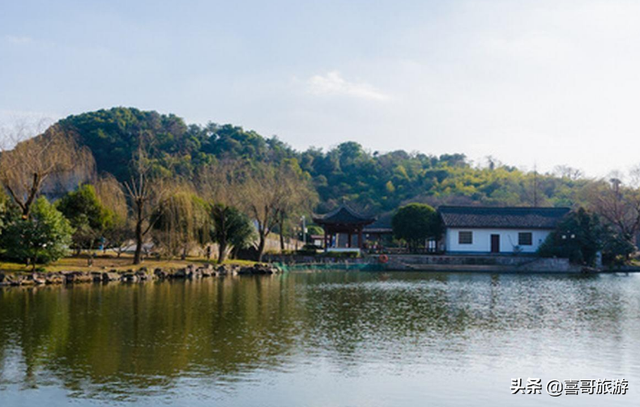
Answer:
[1,0,640,178]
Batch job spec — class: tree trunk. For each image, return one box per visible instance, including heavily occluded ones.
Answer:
[279,216,286,253]
[133,204,143,265]
[257,230,266,262]
[216,208,228,264]
[22,173,41,219]
[217,240,228,264]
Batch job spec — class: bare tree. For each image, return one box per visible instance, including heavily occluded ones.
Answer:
[237,162,318,261]
[0,121,94,218]
[274,162,318,252]
[123,149,169,264]
[629,165,640,189]
[198,159,318,261]
[240,163,285,261]
[586,176,640,243]
[553,165,584,181]
[483,155,503,171]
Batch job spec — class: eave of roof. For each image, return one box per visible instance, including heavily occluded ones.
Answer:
[312,204,376,225]
[439,206,570,229]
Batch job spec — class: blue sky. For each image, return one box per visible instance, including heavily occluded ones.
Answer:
[2,0,640,177]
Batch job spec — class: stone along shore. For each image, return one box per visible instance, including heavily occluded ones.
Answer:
[0,263,281,287]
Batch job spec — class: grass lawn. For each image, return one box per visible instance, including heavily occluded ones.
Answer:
[0,253,256,274]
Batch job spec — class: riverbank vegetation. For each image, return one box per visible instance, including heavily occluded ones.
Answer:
[1,106,640,268]
[0,252,255,274]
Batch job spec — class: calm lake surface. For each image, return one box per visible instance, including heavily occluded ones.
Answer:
[0,271,639,406]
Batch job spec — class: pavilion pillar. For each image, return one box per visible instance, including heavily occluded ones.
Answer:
[324,229,328,252]
[358,228,364,249]
[347,232,352,248]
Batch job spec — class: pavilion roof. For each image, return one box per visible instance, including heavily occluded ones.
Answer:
[312,205,376,226]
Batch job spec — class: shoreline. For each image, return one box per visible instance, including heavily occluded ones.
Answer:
[3,261,638,287]
[0,263,281,287]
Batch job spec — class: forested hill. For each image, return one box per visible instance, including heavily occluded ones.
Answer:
[58,107,589,213]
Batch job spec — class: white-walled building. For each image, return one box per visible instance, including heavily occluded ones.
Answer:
[439,206,570,254]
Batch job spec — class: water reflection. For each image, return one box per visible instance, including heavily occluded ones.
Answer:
[0,277,303,398]
[0,272,639,406]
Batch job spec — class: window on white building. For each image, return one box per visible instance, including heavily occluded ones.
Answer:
[518,232,533,246]
[459,231,473,244]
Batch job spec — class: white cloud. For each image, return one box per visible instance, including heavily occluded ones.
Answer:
[4,35,33,45]
[307,71,390,101]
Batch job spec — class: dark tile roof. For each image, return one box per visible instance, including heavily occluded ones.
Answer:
[313,204,376,225]
[363,211,393,233]
[439,206,570,229]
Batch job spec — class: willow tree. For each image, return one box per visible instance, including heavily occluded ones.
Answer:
[197,160,243,262]
[0,122,94,218]
[153,188,209,259]
[94,174,130,256]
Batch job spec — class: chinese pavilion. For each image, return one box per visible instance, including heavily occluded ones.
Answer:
[312,205,376,251]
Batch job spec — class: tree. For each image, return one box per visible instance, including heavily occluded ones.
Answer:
[0,189,13,237]
[538,208,602,266]
[56,184,115,254]
[210,203,255,263]
[197,160,245,262]
[152,189,209,259]
[585,177,640,253]
[273,160,318,252]
[58,107,192,182]
[392,203,440,251]
[198,159,317,261]
[237,162,317,261]
[42,107,609,215]
[124,149,169,264]
[94,174,130,256]
[1,197,74,269]
[601,229,636,265]
[553,165,583,180]
[0,122,94,218]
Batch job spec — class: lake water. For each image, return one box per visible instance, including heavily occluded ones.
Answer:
[0,271,638,406]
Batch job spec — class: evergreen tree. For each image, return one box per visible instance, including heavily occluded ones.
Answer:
[210,204,255,263]
[538,208,602,266]
[2,197,74,268]
[57,184,115,253]
[392,203,440,251]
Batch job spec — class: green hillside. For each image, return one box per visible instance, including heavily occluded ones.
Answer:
[59,107,588,213]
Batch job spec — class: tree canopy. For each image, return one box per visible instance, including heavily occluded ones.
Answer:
[1,197,74,267]
[57,107,592,215]
[392,203,440,250]
[56,184,116,252]
[209,203,255,263]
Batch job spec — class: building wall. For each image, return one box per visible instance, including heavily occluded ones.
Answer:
[445,228,551,254]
